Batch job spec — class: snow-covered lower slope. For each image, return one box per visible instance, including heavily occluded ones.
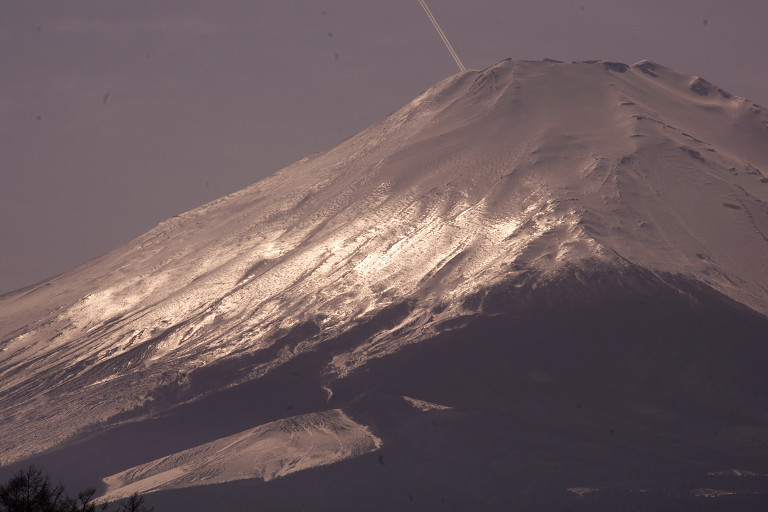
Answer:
[100,409,380,500]
[1,59,768,472]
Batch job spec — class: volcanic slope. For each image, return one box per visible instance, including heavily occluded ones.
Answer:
[2,59,768,508]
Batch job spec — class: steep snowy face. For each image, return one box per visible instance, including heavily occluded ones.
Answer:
[1,59,767,465]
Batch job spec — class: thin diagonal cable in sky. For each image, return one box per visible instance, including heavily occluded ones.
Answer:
[417,0,466,72]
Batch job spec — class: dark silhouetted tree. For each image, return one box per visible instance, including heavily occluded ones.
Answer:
[72,488,108,512]
[0,466,146,512]
[0,465,69,512]
[116,493,152,512]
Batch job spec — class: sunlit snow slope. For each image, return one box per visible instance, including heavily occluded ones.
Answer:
[2,59,768,468]
[100,409,381,500]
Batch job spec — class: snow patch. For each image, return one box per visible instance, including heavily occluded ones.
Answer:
[567,487,599,496]
[691,488,737,498]
[100,409,381,501]
[402,396,451,411]
[707,469,768,477]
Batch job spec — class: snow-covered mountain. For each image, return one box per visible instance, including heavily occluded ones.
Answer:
[2,59,768,509]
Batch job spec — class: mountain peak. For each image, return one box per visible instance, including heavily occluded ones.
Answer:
[1,58,768,472]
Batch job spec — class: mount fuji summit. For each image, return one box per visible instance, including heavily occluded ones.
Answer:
[2,59,768,510]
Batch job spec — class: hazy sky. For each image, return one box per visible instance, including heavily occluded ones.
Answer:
[2,0,767,294]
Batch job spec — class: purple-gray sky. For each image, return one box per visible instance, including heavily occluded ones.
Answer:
[2,0,767,294]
